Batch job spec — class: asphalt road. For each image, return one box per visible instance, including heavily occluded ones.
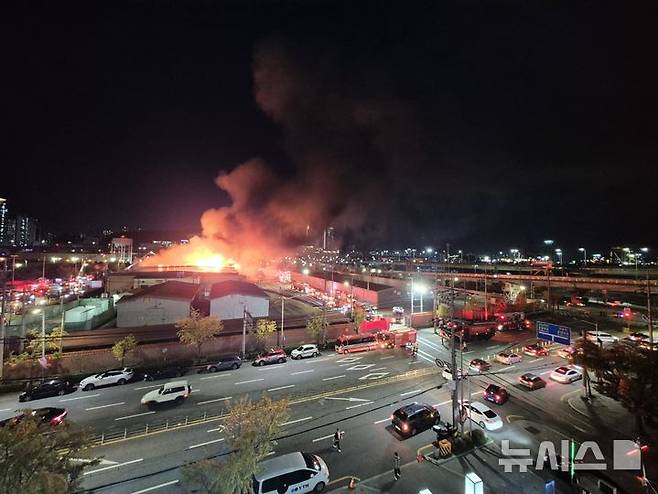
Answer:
[0,325,644,494]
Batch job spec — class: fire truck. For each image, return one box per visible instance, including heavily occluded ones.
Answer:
[377,327,417,349]
[438,319,495,342]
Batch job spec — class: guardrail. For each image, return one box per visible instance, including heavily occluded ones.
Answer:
[90,366,441,447]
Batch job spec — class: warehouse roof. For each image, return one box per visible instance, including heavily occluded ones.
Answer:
[117,281,200,303]
[210,281,269,299]
[303,271,393,291]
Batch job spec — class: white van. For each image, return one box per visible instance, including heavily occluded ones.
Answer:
[253,452,329,494]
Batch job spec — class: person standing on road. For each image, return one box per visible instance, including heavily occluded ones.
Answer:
[333,428,343,453]
[393,452,401,480]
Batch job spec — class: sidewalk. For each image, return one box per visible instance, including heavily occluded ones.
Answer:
[330,444,566,493]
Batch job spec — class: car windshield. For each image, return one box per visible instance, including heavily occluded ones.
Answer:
[158,387,165,394]
[394,410,408,421]
[296,346,304,351]
[483,410,498,419]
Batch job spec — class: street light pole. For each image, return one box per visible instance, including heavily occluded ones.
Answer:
[647,271,653,346]
[0,259,7,381]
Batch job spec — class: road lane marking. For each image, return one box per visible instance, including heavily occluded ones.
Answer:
[374,418,390,424]
[325,397,371,402]
[115,411,155,421]
[540,370,552,375]
[400,389,422,397]
[346,364,375,371]
[133,385,162,390]
[200,373,232,380]
[197,397,232,405]
[265,451,276,457]
[337,356,362,363]
[188,438,225,449]
[380,355,395,360]
[322,375,345,381]
[486,345,498,350]
[85,402,125,411]
[60,394,100,402]
[84,458,143,475]
[417,349,436,363]
[207,426,225,433]
[359,372,389,380]
[0,408,11,412]
[418,337,441,351]
[372,367,387,371]
[235,378,265,385]
[434,400,451,407]
[257,366,284,372]
[530,358,544,363]
[505,365,517,370]
[268,385,295,392]
[280,416,312,426]
[191,389,200,393]
[463,351,474,354]
[313,434,334,443]
[346,401,373,410]
[129,480,180,494]
[290,369,314,375]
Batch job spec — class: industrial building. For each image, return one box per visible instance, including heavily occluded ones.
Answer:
[116,281,200,327]
[292,270,401,308]
[106,267,244,294]
[209,280,270,320]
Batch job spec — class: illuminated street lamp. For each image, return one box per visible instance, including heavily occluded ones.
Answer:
[578,247,587,266]
[32,304,47,362]
[302,268,310,276]
[555,249,563,265]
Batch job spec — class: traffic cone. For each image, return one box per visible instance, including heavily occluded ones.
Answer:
[348,477,357,489]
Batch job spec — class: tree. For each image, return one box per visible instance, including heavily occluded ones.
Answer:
[352,306,366,334]
[176,309,224,358]
[0,412,99,493]
[111,335,137,367]
[25,326,68,358]
[254,319,277,349]
[306,312,328,346]
[182,395,289,493]
[574,339,658,435]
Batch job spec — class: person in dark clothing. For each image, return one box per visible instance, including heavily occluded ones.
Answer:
[333,428,343,453]
[393,452,401,480]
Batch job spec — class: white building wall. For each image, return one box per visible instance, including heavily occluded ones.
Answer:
[117,297,192,327]
[209,294,269,321]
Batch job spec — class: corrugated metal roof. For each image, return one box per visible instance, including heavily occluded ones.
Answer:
[209,281,269,299]
[117,281,199,303]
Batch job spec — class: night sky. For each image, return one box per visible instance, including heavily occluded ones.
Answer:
[4,1,657,253]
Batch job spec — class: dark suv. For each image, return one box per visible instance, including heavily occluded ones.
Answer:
[19,379,76,402]
[391,403,439,437]
[143,366,189,381]
[207,355,242,372]
[483,384,509,405]
[253,349,287,366]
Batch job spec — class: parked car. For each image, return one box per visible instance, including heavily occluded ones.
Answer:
[468,359,491,373]
[291,344,320,360]
[625,332,650,343]
[550,366,582,384]
[143,366,188,381]
[252,452,329,494]
[519,373,546,390]
[585,331,618,345]
[522,344,549,357]
[141,380,191,406]
[0,407,67,427]
[253,349,287,366]
[460,401,503,431]
[483,384,509,405]
[391,403,440,437]
[206,355,242,372]
[80,368,134,391]
[441,365,465,381]
[19,379,76,402]
[495,352,522,365]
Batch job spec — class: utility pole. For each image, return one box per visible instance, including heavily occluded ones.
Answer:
[241,306,247,358]
[484,264,488,320]
[0,260,7,381]
[648,271,653,345]
[280,292,285,347]
[450,277,458,430]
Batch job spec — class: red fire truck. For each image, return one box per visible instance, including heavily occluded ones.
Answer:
[377,327,417,349]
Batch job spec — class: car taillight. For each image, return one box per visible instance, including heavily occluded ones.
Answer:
[51,411,67,425]
[390,415,394,421]
[402,423,409,431]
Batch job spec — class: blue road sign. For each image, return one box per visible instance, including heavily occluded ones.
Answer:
[536,321,571,345]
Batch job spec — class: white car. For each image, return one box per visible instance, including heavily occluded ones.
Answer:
[291,344,320,360]
[442,366,465,381]
[253,452,329,494]
[460,401,503,431]
[550,366,582,384]
[141,380,191,406]
[495,352,522,365]
[585,331,618,345]
[80,368,134,391]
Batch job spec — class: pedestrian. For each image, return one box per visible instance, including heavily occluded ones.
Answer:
[393,452,401,480]
[332,428,343,453]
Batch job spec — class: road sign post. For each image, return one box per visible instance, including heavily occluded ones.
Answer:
[536,321,571,345]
